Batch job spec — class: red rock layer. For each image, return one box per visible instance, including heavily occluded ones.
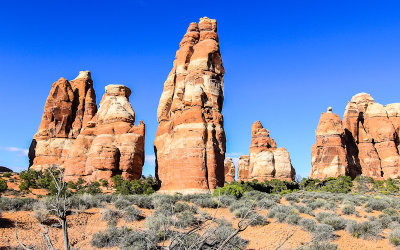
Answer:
[224,158,235,183]
[154,17,226,194]
[29,73,145,182]
[310,107,348,179]
[311,93,400,179]
[29,71,97,171]
[239,121,296,182]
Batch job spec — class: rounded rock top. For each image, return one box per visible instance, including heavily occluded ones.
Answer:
[74,70,92,80]
[105,84,131,97]
[327,107,333,113]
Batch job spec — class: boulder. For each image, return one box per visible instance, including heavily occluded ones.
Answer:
[154,17,226,194]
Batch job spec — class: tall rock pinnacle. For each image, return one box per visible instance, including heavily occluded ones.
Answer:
[154,17,226,194]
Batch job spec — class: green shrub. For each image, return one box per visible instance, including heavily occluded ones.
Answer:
[365,198,390,211]
[299,178,321,191]
[2,172,11,178]
[99,179,108,187]
[112,175,157,195]
[341,204,356,215]
[320,176,353,193]
[390,227,400,246]
[213,182,253,198]
[0,179,7,192]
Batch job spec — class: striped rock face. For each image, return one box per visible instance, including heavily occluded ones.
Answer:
[311,93,400,180]
[154,17,226,194]
[224,158,236,183]
[29,71,97,171]
[29,73,145,182]
[64,84,145,182]
[310,108,348,179]
[239,121,296,182]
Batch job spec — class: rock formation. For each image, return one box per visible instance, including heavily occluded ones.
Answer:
[29,72,145,182]
[154,17,226,194]
[224,158,235,183]
[310,107,348,179]
[238,155,250,182]
[29,71,97,171]
[311,93,400,179]
[238,121,296,182]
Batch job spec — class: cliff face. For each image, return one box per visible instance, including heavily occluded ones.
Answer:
[154,17,226,194]
[29,73,145,182]
[239,121,296,182]
[311,93,400,179]
[224,158,236,183]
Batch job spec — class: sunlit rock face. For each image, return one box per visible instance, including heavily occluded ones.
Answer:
[310,107,348,179]
[154,17,226,194]
[311,93,400,179]
[224,158,235,183]
[29,71,97,171]
[29,73,145,182]
[239,121,296,182]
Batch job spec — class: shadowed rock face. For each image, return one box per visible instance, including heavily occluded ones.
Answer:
[239,121,296,182]
[311,93,400,179]
[224,158,235,183]
[29,73,145,182]
[154,17,226,194]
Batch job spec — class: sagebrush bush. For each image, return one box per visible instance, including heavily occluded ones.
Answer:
[294,204,314,215]
[193,198,219,208]
[383,207,399,216]
[248,213,268,226]
[33,201,50,223]
[0,197,37,211]
[101,208,122,221]
[390,227,400,246]
[176,210,197,228]
[0,178,7,192]
[299,241,338,250]
[114,198,132,210]
[365,198,390,211]
[120,230,156,249]
[123,206,144,222]
[299,218,317,232]
[321,215,348,230]
[257,198,276,209]
[91,226,131,248]
[286,213,301,225]
[346,221,382,239]
[341,204,356,215]
[313,224,335,241]
[284,193,300,202]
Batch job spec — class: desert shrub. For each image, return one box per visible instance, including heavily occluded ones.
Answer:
[365,198,390,211]
[130,195,154,209]
[99,179,108,187]
[390,227,400,246]
[286,213,301,225]
[176,210,197,228]
[2,172,11,178]
[0,179,7,192]
[299,178,321,191]
[112,175,157,195]
[0,197,37,211]
[123,206,144,222]
[316,212,336,222]
[299,241,338,250]
[321,215,348,230]
[293,204,314,215]
[91,226,131,248]
[248,213,268,226]
[284,193,300,202]
[213,182,253,198]
[320,176,353,193]
[207,219,249,249]
[146,213,173,239]
[120,230,156,249]
[346,221,382,239]
[33,201,51,223]
[102,208,122,221]
[193,197,219,208]
[69,194,109,210]
[257,198,276,209]
[341,204,356,215]
[383,207,399,216]
[217,195,236,207]
[80,181,102,195]
[313,224,335,241]
[114,198,132,210]
[323,201,337,210]
[299,218,317,232]
[354,176,374,193]
[267,205,293,222]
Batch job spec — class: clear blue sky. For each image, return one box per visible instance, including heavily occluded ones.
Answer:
[1,0,400,179]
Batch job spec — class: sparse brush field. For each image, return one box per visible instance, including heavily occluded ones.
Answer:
[1,171,400,249]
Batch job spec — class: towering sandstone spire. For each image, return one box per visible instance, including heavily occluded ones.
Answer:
[224,158,236,183]
[154,17,226,193]
[311,93,400,179]
[238,121,296,182]
[29,71,97,170]
[29,72,145,182]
